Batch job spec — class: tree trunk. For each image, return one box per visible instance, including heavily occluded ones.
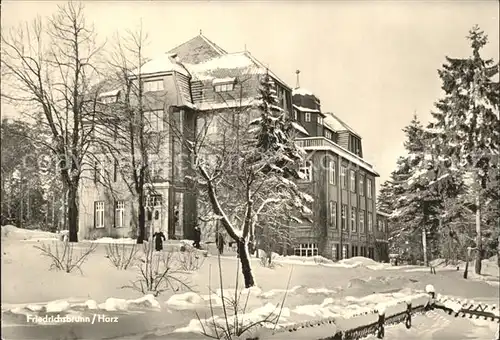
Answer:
[237,238,255,288]
[137,192,145,244]
[27,186,30,223]
[474,195,482,275]
[464,247,472,279]
[422,228,428,266]
[67,184,79,242]
[52,194,56,230]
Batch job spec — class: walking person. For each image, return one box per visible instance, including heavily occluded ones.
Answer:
[153,229,166,251]
[193,224,201,249]
[215,231,225,255]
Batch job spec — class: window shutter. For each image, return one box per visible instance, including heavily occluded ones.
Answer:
[93,202,97,228]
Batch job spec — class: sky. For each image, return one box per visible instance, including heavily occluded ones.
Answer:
[2,0,499,193]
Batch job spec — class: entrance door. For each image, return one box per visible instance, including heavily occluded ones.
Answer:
[145,195,162,240]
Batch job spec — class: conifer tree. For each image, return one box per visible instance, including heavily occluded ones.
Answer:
[428,26,499,274]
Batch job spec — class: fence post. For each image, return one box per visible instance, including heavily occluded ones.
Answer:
[425,284,436,309]
[405,300,412,329]
[376,305,386,339]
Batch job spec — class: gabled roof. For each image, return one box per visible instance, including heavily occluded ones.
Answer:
[292,87,315,96]
[323,112,360,137]
[130,53,190,78]
[185,51,291,90]
[168,34,227,64]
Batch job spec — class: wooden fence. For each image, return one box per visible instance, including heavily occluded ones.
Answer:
[255,284,500,340]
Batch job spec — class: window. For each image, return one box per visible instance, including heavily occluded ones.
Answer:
[359,175,365,196]
[350,170,356,193]
[349,135,362,156]
[214,82,234,92]
[341,204,347,230]
[360,210,365,233]
[341,166,347,189]
[368,247,374,259]
[342,244,348,259]
[325,130,332,139]
[368,213,373,232]
[351,207,357,232]
[329,201,337,228]
[100,95,117,104]
[317,116,323,125]
[367,178,373,198]
[352,245,358,257]
[299,160,312,182]
[328,161,336,185]
[294,243,318,257]
[293,110,298,120]
[148,160,164,180]
[94,201,104,229]
[146,195,162,208]
[143,79,164,92]
[277,86,285,108]
[115,201,125,228]
[144,110,164,132]
[331,244,338,261]
[384,221,388,232]
[305,112,311,122]
[377,219,382,232]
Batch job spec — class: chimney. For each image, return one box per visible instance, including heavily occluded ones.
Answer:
[295,70,300,89]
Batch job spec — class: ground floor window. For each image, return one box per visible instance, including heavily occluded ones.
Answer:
[360,246,367,257]
[352,245,359,257]
[94,201,104,228]
[294,243,318,257]
[342,244,348,259]
[115,201,125,228]
[331,244,339,261]
[368,247,374,259]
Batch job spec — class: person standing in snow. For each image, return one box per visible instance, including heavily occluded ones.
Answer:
[193,224,201,249]
[215,231,225,255]
[153,230,166,251]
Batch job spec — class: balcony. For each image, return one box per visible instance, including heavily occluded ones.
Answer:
[295,137,378,175]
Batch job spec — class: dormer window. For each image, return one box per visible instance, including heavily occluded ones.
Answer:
[143,79,164,92]
[100,96,117,104]
[293,110,298,120]
[213,77,235,92]
[99,89,120,104]
[304,112,311,122]
[325,130,332,139]
[317,116,323,125]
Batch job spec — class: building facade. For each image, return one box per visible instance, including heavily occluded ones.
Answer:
[77,33,388,261]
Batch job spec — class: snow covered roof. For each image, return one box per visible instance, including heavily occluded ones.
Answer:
[293,104,321,113]
[212,77,236,85]
[297,137,378,176]
[291,122,309,136]
[292,87,315,96]
[130,53,191,77]
[196,97,261,111]
[185,51,291,90]
[99,89,120,98]
[323,112,360,137]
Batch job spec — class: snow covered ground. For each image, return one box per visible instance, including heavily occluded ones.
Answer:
[1,225,499,339]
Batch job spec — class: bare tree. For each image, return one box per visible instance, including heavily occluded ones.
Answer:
[1,2,106,242]
[185,74,312,287]
[104,23,166,244]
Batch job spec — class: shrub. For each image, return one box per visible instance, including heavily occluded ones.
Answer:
[105,243,138,270]
[122,242,192,297]
[34,239,97,274]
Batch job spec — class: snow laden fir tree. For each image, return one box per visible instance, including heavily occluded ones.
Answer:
[189,72,313,288]
[427,25,499,274]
